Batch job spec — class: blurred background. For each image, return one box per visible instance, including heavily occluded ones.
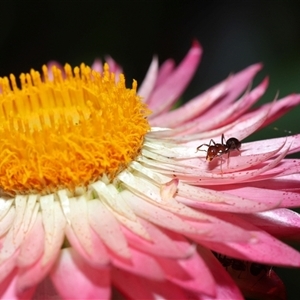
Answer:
[1,0,300,139]
[0,0,300,298]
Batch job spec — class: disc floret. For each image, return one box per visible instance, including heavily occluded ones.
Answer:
[0,63,150,194]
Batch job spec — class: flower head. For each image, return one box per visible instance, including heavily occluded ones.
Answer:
[1,42,300,300]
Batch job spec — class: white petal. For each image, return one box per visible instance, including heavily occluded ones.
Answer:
[57,189,71,224]
[68,195,94,257]
[87,200,131,258]
[17,213,44,267]
[91,181,136,221]
[0,206,15,236]
[40,199,66,265]
[0,198,13,221]
[22,194,38,233]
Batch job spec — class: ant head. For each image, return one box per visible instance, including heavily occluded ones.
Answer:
[206,146,219,161]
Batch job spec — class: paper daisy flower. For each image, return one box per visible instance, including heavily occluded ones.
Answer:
[1,42,300,300]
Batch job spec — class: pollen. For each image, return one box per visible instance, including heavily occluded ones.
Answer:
[0,63,151,195]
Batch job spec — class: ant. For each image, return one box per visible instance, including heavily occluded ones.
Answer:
[196,134,241,167]
[213,252,272,279]
[212,252,281,297]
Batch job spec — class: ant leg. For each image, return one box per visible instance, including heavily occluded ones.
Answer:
[227,151,230,168]
[196,143,209,153]
[196,139,216,153]
[221,133,226,145]
[267,266,273,278]
[215,151,224,174]
[209,139,216,146]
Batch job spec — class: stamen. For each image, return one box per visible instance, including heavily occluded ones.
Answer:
[0,64,151,195]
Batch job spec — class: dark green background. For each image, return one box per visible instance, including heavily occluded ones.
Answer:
[1,1,300,299]
[1,1,300,138]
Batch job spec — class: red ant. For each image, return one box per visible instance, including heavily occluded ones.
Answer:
[196,134,241,163]
[213,252,274,286]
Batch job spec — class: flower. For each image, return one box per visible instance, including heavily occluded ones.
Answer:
[1,42,300,300]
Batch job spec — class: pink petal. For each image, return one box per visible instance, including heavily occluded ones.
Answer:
[198,63,263,121]
[91,58,103,73]
[242,208,300,239]
[198,247,244,300]
[122,218,194,258]
[66,196,111,266]
[148,41,202,117]
[155,58,175,87]
[244,173,300,192]
[156,251,216,296]
[51,248,110,300]
[220,103,271,141]
[185,218,255,245]
[259,94,300,127]
[112,268,190,300]
[188,142,290,184]
[104,55,123,75]
[198,78,267,133]
[289,133,300,154]
[151,85,269,138]
[209,137,286,172]
[253,134,300,153]
[150,69,230,127]
[112,269,154,299]
[257,133,300,155]
[176,184,281,213]
[110,247,165,281]
[16,253,56,293]
[201,212,300,266]
[247,158,300,183]
[65,224,110,267]
[168,146,288,186]
[209,184,300,209]
[0,251,18,283]
[156,63,262,132]
[216,77,269,127]
[175,137,286,179]
[122,190,207,236]
[17,213,44,268]
[152,62,263,129]
[87,200,130,259]
[32,276,61,300]
[123,190,255,243]
[139,277,192,300]
[0,269,36,300]
[138,56,158,101]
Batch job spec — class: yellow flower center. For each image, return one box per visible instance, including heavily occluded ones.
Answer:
[0,63,150,195]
